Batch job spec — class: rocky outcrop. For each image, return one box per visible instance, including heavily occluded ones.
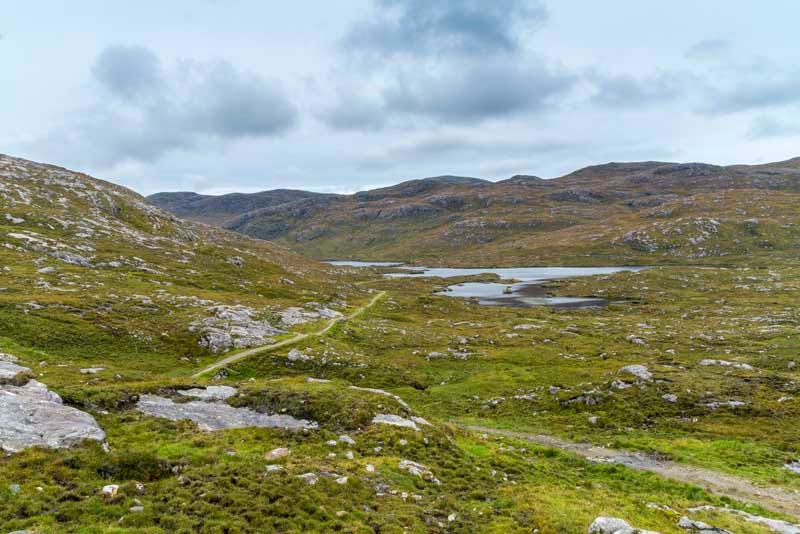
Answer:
[588,516,660,534]
[372,414,430,431]
[677,516,731,533]
[278,306,342,327]
[0,360,106,452]
[177,385,238,401]
[190,305,283,353]
[688,506,800,534]
[136,394,317,431]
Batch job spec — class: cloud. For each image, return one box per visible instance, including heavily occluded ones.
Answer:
[705,68,800,114]
[324,1,571,130]
[590,72,686,108]
[748,115,800,139]
[33,46,297,167]
[342,0,546,58]
[318,89,387,131]
[92,45,163,101]
[685,38,731,60]
[384,58,574,122]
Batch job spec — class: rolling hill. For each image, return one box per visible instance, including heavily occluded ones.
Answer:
[149,158,800,265]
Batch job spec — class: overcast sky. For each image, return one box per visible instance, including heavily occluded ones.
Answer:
[3,1,800,195]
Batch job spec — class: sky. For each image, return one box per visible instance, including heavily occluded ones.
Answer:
[2,1,800,196]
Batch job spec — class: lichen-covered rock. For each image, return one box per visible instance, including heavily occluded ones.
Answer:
[398,459,440,484]
[177,385,238,401]
[618,365,653,382]
[372,414,429,431]
[588,516,660,534]
[191,305,283,353]
[0,361,106,452]
[136,394,317,431]
[677,516,731,533]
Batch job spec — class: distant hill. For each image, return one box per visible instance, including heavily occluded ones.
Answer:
[148,158,800,266]
[148,189,329,225]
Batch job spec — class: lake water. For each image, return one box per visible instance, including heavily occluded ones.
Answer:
[325,262,644,308]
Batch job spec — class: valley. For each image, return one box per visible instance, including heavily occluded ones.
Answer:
[0,154,799,533]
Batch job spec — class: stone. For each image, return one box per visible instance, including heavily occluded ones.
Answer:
[129,505,144,513]
[588,516,660,534]
[677,516,731,533]
[335,476,348,485]
[176,385,237,401]
[265,447,290,460]
[136,395,317,431]
[0,361,31,380]
[372,414,422,431]
[265,464,284,472]
[662,394,678,403]
[618,365,653,382]
[398,459,440,485]
[287,348,312,362]
[296,472,318,485]
[0,365,106,452]
[339,434,356,446]
[365,464,375,473]
[687,506,800,534]
[79,367,105,374]
[699,359,754,371]
[102,484,119,499]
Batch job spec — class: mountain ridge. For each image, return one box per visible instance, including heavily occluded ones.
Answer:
[148,156,800,265]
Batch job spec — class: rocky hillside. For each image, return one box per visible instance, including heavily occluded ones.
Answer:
[149,158,800,265]
[0,153,367,367]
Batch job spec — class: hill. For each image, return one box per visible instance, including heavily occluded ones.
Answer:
[149,158,800,265]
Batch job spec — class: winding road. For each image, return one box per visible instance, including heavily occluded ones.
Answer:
[191,291,386,378]
[460,424,800,519]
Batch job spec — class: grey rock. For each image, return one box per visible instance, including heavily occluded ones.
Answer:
[0,364,106,453]
[398,459,440,484]
[177,385,237,401]
[588,516,661,534]
[296,472,318,485]
[678,516,731,533]
[372,414,422,431]
[618,365,653,382]
[688,506,800,534]
[136,394,317,431]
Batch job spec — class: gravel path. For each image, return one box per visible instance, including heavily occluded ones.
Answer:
[460,424,800,519]
[191,291,386,378]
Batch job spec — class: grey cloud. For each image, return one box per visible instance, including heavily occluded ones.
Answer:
[384,59,574,122]
[590,72,686,108]
[182,62,297,138]
[92,45,163,101]
[748,115,800,139]
[36,46,297,166]
[318,90,387,131]
[342,0,545,58]
[322,57,575,129]
[705,69,800,114]
[685,38,731,59]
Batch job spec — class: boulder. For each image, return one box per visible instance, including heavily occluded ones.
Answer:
[0,362,106,453]
[177,385,237,401]
[618,365,653,382]
[265,447,290,460]
[136,394,317,431]
[678,516,732,533]
[588,516,660,534]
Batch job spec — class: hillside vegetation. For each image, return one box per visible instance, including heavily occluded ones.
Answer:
[150,159,800,266]
[1,154,799,533]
